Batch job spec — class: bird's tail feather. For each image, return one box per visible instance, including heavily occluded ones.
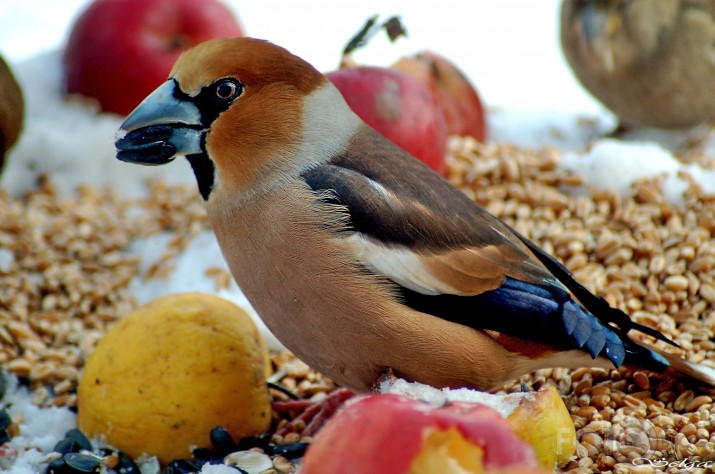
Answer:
[618,337,668,373]
[515,231,679,347]
[651,348,715,387]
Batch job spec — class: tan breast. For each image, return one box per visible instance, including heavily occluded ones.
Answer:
[205,180,563,391]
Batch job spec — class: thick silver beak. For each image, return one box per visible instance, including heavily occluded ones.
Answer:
[116,80,205,165]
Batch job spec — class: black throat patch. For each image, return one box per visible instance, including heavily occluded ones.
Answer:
[186,153,216,200]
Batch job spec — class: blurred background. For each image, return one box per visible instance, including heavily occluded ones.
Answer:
[0,0,604,115]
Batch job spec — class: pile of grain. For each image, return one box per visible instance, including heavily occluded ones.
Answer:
[1,137,715,473]
[0,178,206,407]
[446,138,715,473]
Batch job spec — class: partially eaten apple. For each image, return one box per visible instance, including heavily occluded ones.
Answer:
[380,379,577,470]
[300,393,545,474]
[505,385,576,469]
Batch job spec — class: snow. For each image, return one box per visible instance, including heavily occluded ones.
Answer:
[379,377,528,418]
[1,375,77,473]
[0,0,602,114]
[560,139,715,206]
[199,465,240,474]
[128,230,282,349]
[0,1,714,473]
[0,51,195,197]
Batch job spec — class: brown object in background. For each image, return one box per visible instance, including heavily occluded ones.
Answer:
[0,54,24,169]
[560,0,715,130]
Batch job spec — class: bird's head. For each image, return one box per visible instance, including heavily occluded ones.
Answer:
[562,0,679,73]
[116,37,360,200]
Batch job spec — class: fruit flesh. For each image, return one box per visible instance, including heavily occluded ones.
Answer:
[409,427,485,474]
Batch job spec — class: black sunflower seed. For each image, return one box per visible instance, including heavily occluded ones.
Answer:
[45,457,67,474]
[115,451,141,474]
[236,433,271,451]
[270,442,309,459]
[191,447,214,463]
[209,426,236,455]
[63,452,102,472]
[0,372,6,399]
[0,409,11,430]
[64,428,92,451]
[53,437,79,455]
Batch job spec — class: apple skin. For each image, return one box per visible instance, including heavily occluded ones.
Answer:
[63,0,244,115]
[393,51,486,141]
[300,393,539,474]
[327,67,449,174]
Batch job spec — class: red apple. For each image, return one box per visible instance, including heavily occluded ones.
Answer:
[63,0,244,115]
[300,393,541,474]
[327,67,449,174]
[393,51,486,141]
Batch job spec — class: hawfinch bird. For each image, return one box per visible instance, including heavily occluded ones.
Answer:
[116,37,715,392]
[561,0,715,130]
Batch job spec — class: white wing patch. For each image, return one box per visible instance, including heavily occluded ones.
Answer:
[344,233,457,295]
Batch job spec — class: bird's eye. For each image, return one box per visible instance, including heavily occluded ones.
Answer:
[214,79,242,101]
